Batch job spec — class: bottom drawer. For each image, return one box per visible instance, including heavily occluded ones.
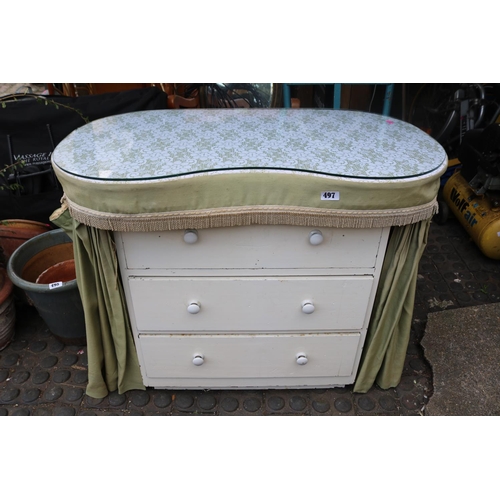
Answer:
[139,332,362,388]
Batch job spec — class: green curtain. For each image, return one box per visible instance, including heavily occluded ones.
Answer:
[353,219,431,393]
[51,207,145,398]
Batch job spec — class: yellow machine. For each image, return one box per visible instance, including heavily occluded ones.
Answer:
[442,123,500,259]
[443,170,500,259]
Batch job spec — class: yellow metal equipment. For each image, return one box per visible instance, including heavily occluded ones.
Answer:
[443,170,500,259]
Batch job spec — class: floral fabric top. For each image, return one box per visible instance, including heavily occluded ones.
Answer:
[52,109,446,182]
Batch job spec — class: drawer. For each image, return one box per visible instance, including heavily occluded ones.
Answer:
[118,225,384,270]
[139,332,361,383]
[128,275,374,332]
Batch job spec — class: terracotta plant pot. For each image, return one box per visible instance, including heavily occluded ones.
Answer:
[0,219,51,261]
[20,242,74,284]
[0,267,16,351]
[36,259,76,285]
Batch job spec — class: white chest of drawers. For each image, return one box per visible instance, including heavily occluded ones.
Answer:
[115,224,390,389]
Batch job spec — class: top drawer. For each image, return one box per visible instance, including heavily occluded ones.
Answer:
[118,225,384,271]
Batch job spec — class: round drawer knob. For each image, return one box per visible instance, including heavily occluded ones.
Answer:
[187,302,201,314]
[184,229,198,244]
[296,353,308,365]
[309,230,324,245]
[192,354,204,366]
[301,301,315,314]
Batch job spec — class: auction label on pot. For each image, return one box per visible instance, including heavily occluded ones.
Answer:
[49,282,63,289]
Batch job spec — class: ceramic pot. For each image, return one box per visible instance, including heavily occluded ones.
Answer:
[7,229,86,345]
[0,267,16,351]
[0,219,51,261]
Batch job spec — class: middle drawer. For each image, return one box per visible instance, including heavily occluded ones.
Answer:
[128,275,374,332]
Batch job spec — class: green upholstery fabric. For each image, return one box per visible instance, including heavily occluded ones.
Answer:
[353,219,431,393]
[54,167,444,217]
[52,207,145,398]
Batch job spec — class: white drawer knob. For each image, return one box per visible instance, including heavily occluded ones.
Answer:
[192,354,204,366]
[187,302,201,314]
[296,353,308,365]
[184,229,198,244]
[309,230,323,245]
[301,301,315,314]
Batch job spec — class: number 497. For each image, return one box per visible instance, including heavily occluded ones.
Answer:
[321,191,340,201]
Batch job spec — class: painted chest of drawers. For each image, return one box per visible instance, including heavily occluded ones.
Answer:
[116,224,390,388]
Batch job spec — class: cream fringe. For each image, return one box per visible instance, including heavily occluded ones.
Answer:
[59,196,439,232]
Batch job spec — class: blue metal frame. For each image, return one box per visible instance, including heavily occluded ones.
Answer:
[283,83,394,116]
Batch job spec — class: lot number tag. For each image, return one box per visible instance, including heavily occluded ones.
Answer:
[321,191,340,201]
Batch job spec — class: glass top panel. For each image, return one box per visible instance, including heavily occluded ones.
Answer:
[52,109,447,181]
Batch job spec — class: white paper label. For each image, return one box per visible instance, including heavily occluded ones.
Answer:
[321,191,340,201]
[49,282,63,289]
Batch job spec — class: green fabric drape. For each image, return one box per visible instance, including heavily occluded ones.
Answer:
[51,207,145,398]
[353,219,431,393]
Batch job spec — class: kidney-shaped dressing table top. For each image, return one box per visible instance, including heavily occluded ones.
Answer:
[52,109,447,231]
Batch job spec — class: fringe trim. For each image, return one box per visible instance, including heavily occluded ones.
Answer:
[63,196,439,232]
